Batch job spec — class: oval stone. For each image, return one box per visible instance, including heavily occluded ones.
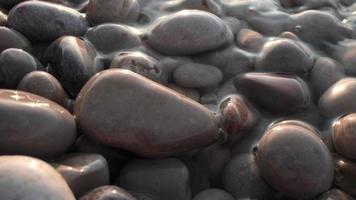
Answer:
[18,71,69,108]
[144,10,232,55]
[173,63,223,88]
[0,155,75,200]
[256,121,334,199]
[74,69,219,157]
[0,48,37,89]
[85,24,141,55]
[46,36,104,97]
[87,0,140,25]
[0,26,31,52]
[0,89,76,158]
[193,189,235,200]
[319,78,356,118]
[8,1,89,41]
[332,113,356,160]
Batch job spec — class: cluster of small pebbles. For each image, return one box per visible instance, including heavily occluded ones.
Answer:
[2,0,356,199]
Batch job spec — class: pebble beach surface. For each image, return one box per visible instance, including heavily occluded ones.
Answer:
[1,0,356,199]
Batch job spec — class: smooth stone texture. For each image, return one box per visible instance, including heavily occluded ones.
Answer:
[334,155,356,196]
[332,113,356,160]
[47,36,104,97]
[8,1,89,42]
[0,89,76,158]
[52,153,110,197]
[217,94,259,143]
[87,0,140,24]
[310,57,345,98]
[173,63,223,88]
[0,155,75,200]
[256,121,334,199]
[193,189,235,200]
[234,72,311,114]
[167,83,200,102]
[317,189,354,200]
[194,46,254,79]
[18,71,69,108]
[255,38,314,75]
[0,27,31,52]
[222,153,272,199]
[118,158,191,200]
[80,185,137,200]
[325,41,356,77]
[85,24,141,55]
[75,69,219,157]
[144,10,232,56]
[319,78,356,118]
[0,48,37,88]
[110,52,167,84]
[75,135,131,182]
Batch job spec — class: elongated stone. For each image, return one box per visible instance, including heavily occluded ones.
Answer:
[234,72,311,113]
[8,1,89,41]
[0,155,75,200]
[0,89,76,158]
[74,69,219,157]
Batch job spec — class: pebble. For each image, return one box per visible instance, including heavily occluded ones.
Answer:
[0,11,7,26]
[0,26,31,52]
[256,120,334,199]
[333,154,356,196]
[173,63,223,88]
[218,94,259,143]
[87,0,140,25]
[332,113,356,160]
[193,143,231,187]
[117,158,191,200]
[0,155,75,199]
[317,188,355,200]
[310,57,345,98]
[46,36,104,97]
[75,135,131,182]
[234,72,311,113]
[222,153,273,199]
[80,185,137,200]
[52,153,110,197]
[319,78,356,118]
[85,24,141,55]
[0,89,76,158]
[110,51,167,84]
[144,10,233,56]
[8,1,89,41]
[255,38,314,75]
[17,71,69,108]
[74,69,219,157]
[0,48,37,88]
[192,188,235,200]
